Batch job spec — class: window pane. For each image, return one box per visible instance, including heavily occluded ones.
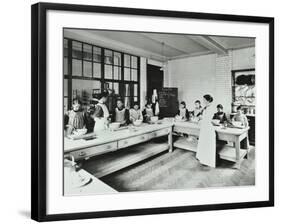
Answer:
[124,68,130,81]
[93,63,101,78]
[93,47,101,62]
[134,84,138,97]
[132,56,138,68]
[83,44,92,61]
[64,39,68,57]
[64,79,68,97]
[134,97,138,102]
[105,65,113,79]
[113,83,119,94]
[131,69,138,81]
[104,49,113,64]
[114,66,121,80]
[72,59,82,76]
[83,61,92,77]
[124,54,130,67]
[72,79,101,101]
[114,52,121,66]
[72,41,82,59]
[64,58,68,75]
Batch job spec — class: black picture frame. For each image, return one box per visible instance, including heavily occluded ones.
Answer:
[31,2,274,222]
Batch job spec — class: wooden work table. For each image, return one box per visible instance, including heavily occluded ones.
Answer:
[64,122,173,160]
[173,121,250,168]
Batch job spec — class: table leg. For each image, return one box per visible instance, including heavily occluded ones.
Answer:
[240,134,250,159]
[234,137,241,169]
[168,128,173,153]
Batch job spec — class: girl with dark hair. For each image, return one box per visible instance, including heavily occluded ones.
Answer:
[213,104,228,124]
[142,101,154,123]
[196,94,216,167]
[129,103,143,122]
[175,101,190,121]
[193,100,203,117]
[112,98,130,126]
[232,105,248,128]
[65,98,85,135]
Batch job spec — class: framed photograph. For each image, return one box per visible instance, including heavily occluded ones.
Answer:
[31,2,274,222]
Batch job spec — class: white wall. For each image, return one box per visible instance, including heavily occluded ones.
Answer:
[165,54,217,109]
[165,47,255,114]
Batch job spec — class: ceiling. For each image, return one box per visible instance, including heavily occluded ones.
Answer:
[64,29,255,62]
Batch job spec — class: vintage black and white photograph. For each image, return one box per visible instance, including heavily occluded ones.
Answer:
[63,29,256,196]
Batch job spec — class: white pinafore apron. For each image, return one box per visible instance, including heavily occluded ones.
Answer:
[196,104,216,167]
[94,102,109,133]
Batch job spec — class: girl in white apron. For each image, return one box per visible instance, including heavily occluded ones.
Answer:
[93,92,110,133]
[196,94,216,168]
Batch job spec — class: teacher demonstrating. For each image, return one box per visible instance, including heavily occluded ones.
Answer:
[93,91,110,133]
[196,94,216,168]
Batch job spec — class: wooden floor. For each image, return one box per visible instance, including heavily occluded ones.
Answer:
[95,146,255,192]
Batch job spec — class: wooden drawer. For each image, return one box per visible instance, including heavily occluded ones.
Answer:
[173,126,200,136]
[147,127,170,139]
[118,134,148,149]
[155,127,170,137]
[69,142,118,160]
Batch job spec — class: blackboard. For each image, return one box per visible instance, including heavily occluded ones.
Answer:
[158,88,178,118]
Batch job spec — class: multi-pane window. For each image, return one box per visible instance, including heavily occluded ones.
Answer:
[63,38,140,111]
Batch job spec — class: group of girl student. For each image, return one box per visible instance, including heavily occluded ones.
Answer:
[64,91,110,135]
[175,100,203,121]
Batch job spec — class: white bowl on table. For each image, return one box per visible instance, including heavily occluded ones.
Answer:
[133,119,143,126]
[109,122,121,131]
[150,116,159,123]
[232,121,243,128]
[73,128,87,136]
[212,119,221,126]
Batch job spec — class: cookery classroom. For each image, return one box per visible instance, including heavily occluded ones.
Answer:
[63,29,255,195]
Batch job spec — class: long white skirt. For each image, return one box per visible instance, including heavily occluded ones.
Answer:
[196,124,216,167]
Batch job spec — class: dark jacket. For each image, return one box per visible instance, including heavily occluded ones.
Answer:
[213,112,228,123]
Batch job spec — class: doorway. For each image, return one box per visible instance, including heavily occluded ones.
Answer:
[146,64,164,101]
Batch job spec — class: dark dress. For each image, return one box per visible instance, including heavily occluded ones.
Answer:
[213,112,227,123]
[84,112,95,133]
[176,108,190,121]
[112,107,130,125]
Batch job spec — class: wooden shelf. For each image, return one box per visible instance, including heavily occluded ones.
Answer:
[218,145,248,162]
[173,137,198,152]
[82,142,169,178]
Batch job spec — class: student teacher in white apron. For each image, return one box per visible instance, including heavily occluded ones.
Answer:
[196,94,216,168]
[93,91,110,133]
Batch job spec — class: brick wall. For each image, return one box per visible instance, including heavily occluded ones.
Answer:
[215,53,232,114]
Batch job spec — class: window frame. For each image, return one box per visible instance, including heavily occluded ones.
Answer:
[63,37,141,110]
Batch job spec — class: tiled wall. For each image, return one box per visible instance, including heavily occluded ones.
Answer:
[165,47,255,114]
